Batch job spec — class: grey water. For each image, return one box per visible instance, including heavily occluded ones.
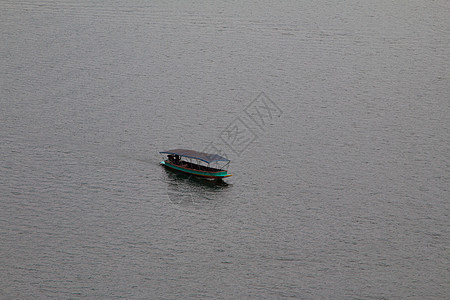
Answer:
[1,1,449,299]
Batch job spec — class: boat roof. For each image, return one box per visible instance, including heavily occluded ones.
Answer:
[160,149,230,163]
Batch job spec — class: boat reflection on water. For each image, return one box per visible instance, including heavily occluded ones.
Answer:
[163,168,230,206]
[164,167,229,186]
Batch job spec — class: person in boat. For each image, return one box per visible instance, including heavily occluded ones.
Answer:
[174,155,180,165]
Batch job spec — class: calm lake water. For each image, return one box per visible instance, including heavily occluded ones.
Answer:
[1,1,449,299]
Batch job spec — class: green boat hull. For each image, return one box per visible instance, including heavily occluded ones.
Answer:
[160,161,231,178]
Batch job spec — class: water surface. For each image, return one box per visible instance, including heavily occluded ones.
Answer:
[1,1,449,298]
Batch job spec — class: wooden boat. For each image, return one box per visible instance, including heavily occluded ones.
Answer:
[160,149,231,179]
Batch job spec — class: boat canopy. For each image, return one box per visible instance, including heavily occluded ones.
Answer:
[160,149,229,164]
